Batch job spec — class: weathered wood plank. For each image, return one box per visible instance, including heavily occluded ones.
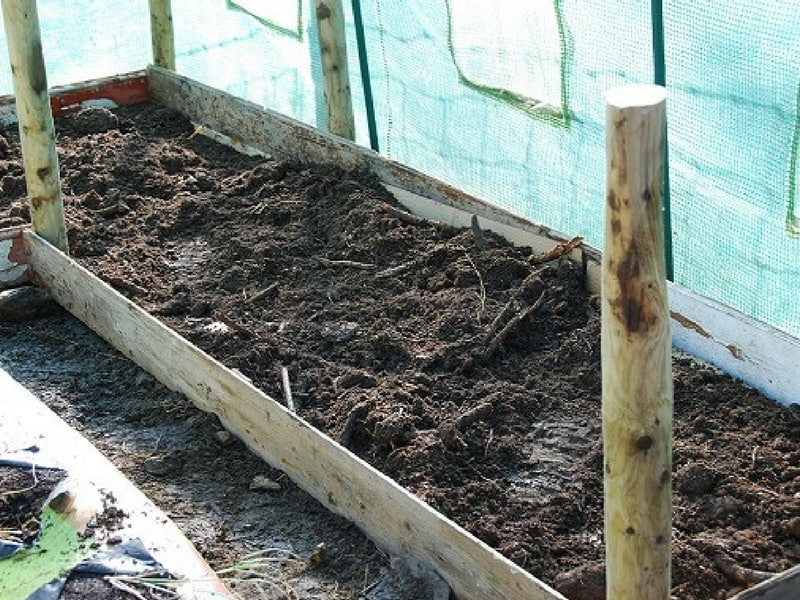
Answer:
[668,284,800,406]
[24,230,566,600]
[0,71,149,125]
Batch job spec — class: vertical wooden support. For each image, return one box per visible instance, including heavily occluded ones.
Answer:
[315,0,355,140]
[1,0,68,252]
[149,0,176,70]
[602,84,672,600]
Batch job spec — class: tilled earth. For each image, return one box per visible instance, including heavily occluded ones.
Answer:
[1,103,800,599]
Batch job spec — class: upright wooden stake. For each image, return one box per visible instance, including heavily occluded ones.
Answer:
[1,0,68,252]
[315,0,355,140]
[149,0,175,70]
[603,84,672,600]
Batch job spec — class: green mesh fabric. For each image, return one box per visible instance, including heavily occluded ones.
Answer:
[0,0,797,337]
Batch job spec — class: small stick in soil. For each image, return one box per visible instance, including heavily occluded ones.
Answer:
[486,298,521,340]
[375,260,416,279]
[462,249,486,322]
[315,257,376,270]
[454,401,492,431]
[482,289,546,362]
[96,202,130,218]
[381,203,429,226]
[531,236,583,264]
[471,215,486,250]
[248,282,280,303]
[104,275,147,297]
[214,313,255,337]
[438,401,492,451]
[280,366,295,412]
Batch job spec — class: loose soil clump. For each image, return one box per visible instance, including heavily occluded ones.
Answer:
[2,103,800,600]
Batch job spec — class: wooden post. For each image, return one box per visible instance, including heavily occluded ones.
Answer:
[315,0,355,140]
[149,0,175,70]
[1,0,68,252]
[602,84,672,600]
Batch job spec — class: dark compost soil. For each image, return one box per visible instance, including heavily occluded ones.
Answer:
[2,103,800,600]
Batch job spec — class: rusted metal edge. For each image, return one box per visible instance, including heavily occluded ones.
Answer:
[0,70,149,124]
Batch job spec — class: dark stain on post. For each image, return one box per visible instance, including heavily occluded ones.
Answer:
[625,526,635,535]
[607,190,619,210]
[642,187,652,203]
[660,469,670,488]
[655,534,666,545]
[37,166,51,180]
[636,434,653,452]
[617,242,640,281]
[317,2,331,20]
[30,196,44,210]
[616,246,643,332]
[30,41,48,94]
[609,239,660,334]
[611,218,621,235]
[621,297,642,332]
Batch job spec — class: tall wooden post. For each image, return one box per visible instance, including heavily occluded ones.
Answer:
[2,0,68,252]
[602,84,672,600]
[315,0,355,140]
[149,0,175,70]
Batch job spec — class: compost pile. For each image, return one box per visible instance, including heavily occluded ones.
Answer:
[2,103,799,600]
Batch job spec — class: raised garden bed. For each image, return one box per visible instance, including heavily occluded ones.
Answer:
[2,70,799,599]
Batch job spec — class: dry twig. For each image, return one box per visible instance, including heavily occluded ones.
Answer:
[482,288,546,362]
[381,203,429,226]
[315,257,376,270]
[713,552,776,586]
[280,365,295,412]
[531,236,583,264]
[214,313,256,337]
[462,250,486,322]
[248,282,279,303]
